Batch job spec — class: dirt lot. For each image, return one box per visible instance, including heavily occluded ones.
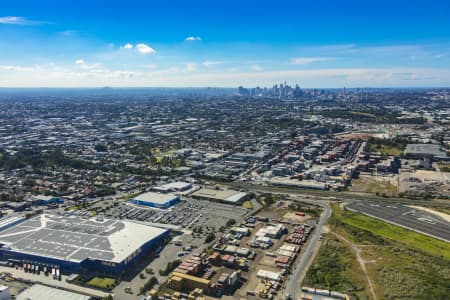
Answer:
[399,170,450,196]
[349,174,398,196]
[282,212,309,223]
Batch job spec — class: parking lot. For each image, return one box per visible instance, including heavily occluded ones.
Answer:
[112,205,250,300]
[103,197,250,231]
[109,198,251,299]
[346,201,450,242]
[113,233,200,300]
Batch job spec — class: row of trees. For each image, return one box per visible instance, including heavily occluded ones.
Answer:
[139,276,158,295]
[159,259,181,276]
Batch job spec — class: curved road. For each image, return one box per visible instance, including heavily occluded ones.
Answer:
[231,185,333,300]
[283,195,331,300]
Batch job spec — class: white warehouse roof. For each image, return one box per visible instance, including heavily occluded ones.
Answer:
[17,284,91,300]
[159,181,191,190]
[0,214,168,264]
[256,269,282,282]
[132,191,179,204]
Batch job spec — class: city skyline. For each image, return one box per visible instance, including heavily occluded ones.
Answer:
[1,0,450,87]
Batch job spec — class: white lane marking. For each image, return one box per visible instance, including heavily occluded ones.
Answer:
[418,217,436,225]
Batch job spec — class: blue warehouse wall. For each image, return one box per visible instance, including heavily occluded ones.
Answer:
[129,196,180,209]
[0,229,170,277]
[0,249,81,272]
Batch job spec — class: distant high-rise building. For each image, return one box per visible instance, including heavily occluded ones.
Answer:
[237,83,303,99]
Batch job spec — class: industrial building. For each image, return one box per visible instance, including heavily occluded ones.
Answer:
[269,178,327,190]
[28,195,64,206]
[166,271,211,293]
[256,269,282,282]
[255,224,285,239]
[227,152,268,161]
[17,284,91,300]
[191,188,247,205]
[129,191,180,208]
[404,144,449,161]
[0,214,169,276]
[152,181,193,193]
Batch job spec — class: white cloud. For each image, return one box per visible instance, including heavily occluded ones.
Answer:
[202,61,224,67]
[185,36,202,41]
[74,59,103,71]
[291,57,335,65]
[185,63,197,72]
[251,65,263,71]
[81,63,102,71]
[60,30,78,36]
[139,64,158,69]
[136,43,155,54]
[0,16,44,25]
[0,65,34,72]
[1,62,450,88]
[121,43,133,49]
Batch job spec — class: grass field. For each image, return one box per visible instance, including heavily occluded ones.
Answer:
[86,277,116,290]
[350,111,376,118]
[65,205,80,211]
[438,162,450,172]
[306,204,450,299]
[242,201,253,209]
[304,236,370,299]
[365,143,404,157]
[336,205,450,259]
[363,243,450,299]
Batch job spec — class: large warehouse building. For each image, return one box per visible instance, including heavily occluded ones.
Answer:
[404,144,449,161]
[129,191,180,208]
[0,214,169,277]
[191,188,247,205]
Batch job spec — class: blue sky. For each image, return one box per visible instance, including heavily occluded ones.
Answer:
[1,0,450,87]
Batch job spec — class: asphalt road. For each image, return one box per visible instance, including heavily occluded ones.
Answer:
[346,201,450,242]
[223,184,333,300]
[283,196,331,300]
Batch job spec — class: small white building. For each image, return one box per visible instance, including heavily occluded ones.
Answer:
[255,224,284,239]
[230,226,251,236]
[256,269,282,282]
[255,236,273,247]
